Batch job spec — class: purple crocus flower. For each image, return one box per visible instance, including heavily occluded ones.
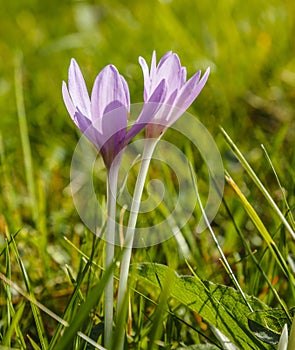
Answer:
[139,51,210,138]
[62,59,165,169]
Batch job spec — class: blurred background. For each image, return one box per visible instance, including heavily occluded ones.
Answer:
[0,0,295,332]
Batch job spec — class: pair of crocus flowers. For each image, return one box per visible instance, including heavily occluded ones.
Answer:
[62,51,210,170]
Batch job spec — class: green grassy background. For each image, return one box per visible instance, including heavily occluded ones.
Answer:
[0,0,295,348]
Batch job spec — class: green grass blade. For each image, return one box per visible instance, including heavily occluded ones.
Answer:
[147,268,174,350]
[226,173,294,293]
[54,261,116,350]
[7,232,48,349]
[2,300,26,347]
[27,334,42,350]
[220,127,295,241]
[287,316,295,350]
[2,243,26,349]
[14,51,38,222]
[221,196,291,320]
[47,259,92,349]
[189,165,253,313]
[261,144,295,231]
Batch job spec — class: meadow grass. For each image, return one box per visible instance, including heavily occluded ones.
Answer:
[0,0,295,349]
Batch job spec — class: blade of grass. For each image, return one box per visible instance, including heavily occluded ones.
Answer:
[27,335,42,350]
[189,164,254,313]
[77,331,106,349]
[225,173,295,305]
[147,268,174,350]
[2,243,26,349]
[47,257,92,349]
[54,260,116,350]
[48,231,104,349]
[2,302,26,349]
[5,229,48,349]
[0,272,68,327]
[287,316,295,350]
[112,286,129,350]
[261,144,295,231]
[220,127,295,241]
[0,135,20,229]
[14,51,38,222]
[220,195,291,321]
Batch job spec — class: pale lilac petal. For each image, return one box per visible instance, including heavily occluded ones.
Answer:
[153,54,182,93]
[99,106,128,168]
[177,67,209,111]
[91,65,129,121]
[103,100,125,116]
[169,68,210,125]
[68,59,91,117]
[166,89,178,106]
[62,81,76,119]
[146,78,167,104]
[125,79,166,143]
[100,105,128,145]
[120,75,130,110]
[157,51,173,69]
[139,56,150,101]
[180,67,187,85]
[156,89,178,125]
[150,50,157,81]
[195,66,210,97]
[73,110,103,148]
[73,110,91,133]
[174,70,202,111]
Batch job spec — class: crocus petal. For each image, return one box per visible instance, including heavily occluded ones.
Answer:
[152,53,182,94]
[178,67,210,111]
[73,110,103,149]
[157,51,173,69]
[100,105,128,146]
[140,51,210,138]
[169,68,210,125]
[91,65,130,122]
[68,59,91,117]
[174,70,202,111]
[73,109,91,133]
[138,56,151,101]
[99,106,128,168]
[62,81,76,119]
[125,79,167,143]
[160,89,178,123]
[180,67,187,85]
[195,66,210,97]
[150,50,157,82]
[120,75,130,111]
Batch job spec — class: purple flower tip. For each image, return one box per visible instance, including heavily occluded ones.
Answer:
[139,51,210,137]
[62,59,131,169]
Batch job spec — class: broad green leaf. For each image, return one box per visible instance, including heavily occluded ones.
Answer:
[135,263,274,350]
[247,308,294,344]
[248,318,280,345]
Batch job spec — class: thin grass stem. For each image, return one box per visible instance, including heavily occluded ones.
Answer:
[220,127,295,241]
[189,164,254,313]
[14,51,38,222]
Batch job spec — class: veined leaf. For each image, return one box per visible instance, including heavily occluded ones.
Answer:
[135,263,274,350]
[248,308,294,344]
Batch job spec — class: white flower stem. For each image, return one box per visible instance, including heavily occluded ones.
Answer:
[104,162,120,349]
[116,137,158,345]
